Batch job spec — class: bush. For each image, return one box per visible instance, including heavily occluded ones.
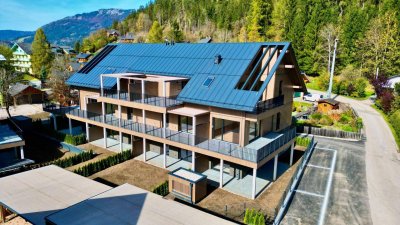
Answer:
[73,150,132,177]
[390,110,400,141]
[152,181,169,196]
[295,136,311,147]
[338,115,351,123]
[64,133,86,145]
[310,112,322,120]
[243,209,265,225]
[355,78,367,97]
[319,115,333,126]
[341,124,354,132]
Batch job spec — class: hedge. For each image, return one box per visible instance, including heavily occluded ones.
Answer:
[53,150,95,168]
[73,150,133,177]
[152,181,169,196]
[295,136,311,147]
[243,209,265,225]
[33,120,87,146]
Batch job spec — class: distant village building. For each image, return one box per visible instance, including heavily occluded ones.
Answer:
[68,62,83,72]
[21,74,42,89]
[76,53,91,63]
[317,99,339,113]
[107,29,120,38]
[0,54,6,61]
[11,43,32,74]
[118,32,135,43]
[8,83,44,106]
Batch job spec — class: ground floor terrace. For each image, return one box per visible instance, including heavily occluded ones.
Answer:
[60,112,296,199]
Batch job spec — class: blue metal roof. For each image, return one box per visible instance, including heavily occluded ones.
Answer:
[67,42,297,111]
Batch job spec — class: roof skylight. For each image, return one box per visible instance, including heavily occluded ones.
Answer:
[203,76,215,87]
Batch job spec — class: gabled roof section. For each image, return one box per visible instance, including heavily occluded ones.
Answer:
[67,42,305,111]
[11,42,32,55]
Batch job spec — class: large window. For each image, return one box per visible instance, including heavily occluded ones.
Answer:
[248,121,259,143]
[178,115,193,133]
[213,118,240,144]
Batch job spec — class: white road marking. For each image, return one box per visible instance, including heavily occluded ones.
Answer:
[318,148,337,225]
[307,164,330,170]
[295,189,325,198]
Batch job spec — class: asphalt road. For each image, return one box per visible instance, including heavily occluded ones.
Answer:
[282,137,371,225]
[308,90,400,225]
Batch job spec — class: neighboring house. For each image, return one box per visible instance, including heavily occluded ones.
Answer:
[317,98,339,113]
[107,29,120,38]
[67,62,83,72]
[0,119,32,172]
[0,54,6,61]
[60,46,77,57]
[197,37,212,43]
[44,42,307,200]
[76,53,91,63]
[118,32,135,43]
[8,83,44,106]
[11,43,32,74]
[387,75,400,89]
[22,74,42,89]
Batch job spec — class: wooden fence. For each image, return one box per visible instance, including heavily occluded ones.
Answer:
[297,126,363,140]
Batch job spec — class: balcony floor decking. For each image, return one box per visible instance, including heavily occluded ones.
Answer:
[103,92,183,108]
[134,151,192,172]
[90,138,132,153]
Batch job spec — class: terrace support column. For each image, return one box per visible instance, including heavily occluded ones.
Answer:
[100,75,104,96]
[20,146,24,159]
[163,113,167,138]
[102,102,106,123]
[219,159,224,188]
[143,138,147,161]
[0,205,5,223]
[141,80,145,103]
[142,110,146,132]
[273,154,278,181]
[119,131,123,152]
[163,81,167,107]
[117,77,121,100]
[118,105,122,127]
[252,168,257,199]
[85,122,90,141]
[192,116,196,145]
[290,142,294,166]
[103,128,107,148]
[163,143,167,168]
[68,118,72,135]
[52,115,57,131]
[192,152,195,171]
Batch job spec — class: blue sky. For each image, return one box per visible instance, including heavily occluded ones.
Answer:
[0,0,150,31]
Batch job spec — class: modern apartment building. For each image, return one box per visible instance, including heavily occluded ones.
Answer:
[46,42,306,199]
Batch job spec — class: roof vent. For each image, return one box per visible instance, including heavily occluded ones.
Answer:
[214,54,222,64]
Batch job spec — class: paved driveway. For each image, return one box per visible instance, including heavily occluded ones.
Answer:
[0,104,44,119]
[282,137,371,225]
[307,90,400,225]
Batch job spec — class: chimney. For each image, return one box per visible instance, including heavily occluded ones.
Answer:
[214,54,222,64]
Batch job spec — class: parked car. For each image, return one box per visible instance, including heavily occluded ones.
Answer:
[303,93,324,102]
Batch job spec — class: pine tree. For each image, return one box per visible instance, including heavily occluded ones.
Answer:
[247,0,271,42]
[31,28,53,76]
[167,22,184,42]
[148,21,163,43]
[74,41,81,53]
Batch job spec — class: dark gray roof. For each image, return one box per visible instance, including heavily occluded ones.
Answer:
[120,32,135,40]
[16,43,32,54]
[69,62,81,71]
[8,83,29,97]
[76,53,91,59]
[318,98,339,105]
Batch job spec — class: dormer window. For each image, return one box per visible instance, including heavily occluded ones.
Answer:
[203,76,215,87]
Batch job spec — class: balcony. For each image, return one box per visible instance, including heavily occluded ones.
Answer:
[66,108,296,163]
[42,102,78,115]
[102,89,183,108]
[253,95,284,113]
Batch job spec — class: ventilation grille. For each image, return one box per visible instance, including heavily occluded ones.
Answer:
[78,45,117,74]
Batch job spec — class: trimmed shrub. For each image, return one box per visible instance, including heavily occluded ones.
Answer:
[53,150,95,168]
[295,136,311,147]
[73,150,133,177]
[152,181,169,196]
[243,209,265,225]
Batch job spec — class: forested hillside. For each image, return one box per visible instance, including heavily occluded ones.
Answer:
[107,0,400,78]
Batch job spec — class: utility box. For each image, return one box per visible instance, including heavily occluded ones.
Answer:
[169,168,207,204]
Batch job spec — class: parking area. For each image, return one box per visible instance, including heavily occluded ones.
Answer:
[281,137,372,225]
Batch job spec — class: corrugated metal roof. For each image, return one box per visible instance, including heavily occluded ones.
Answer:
[67,42,296,111]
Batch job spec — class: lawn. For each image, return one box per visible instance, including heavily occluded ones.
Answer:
[89,159,169,191]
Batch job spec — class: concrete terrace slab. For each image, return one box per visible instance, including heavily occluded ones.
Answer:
[135,151,192,171]
[90,138,132,153]
[0,165,111,225]
[46,183,236,225]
